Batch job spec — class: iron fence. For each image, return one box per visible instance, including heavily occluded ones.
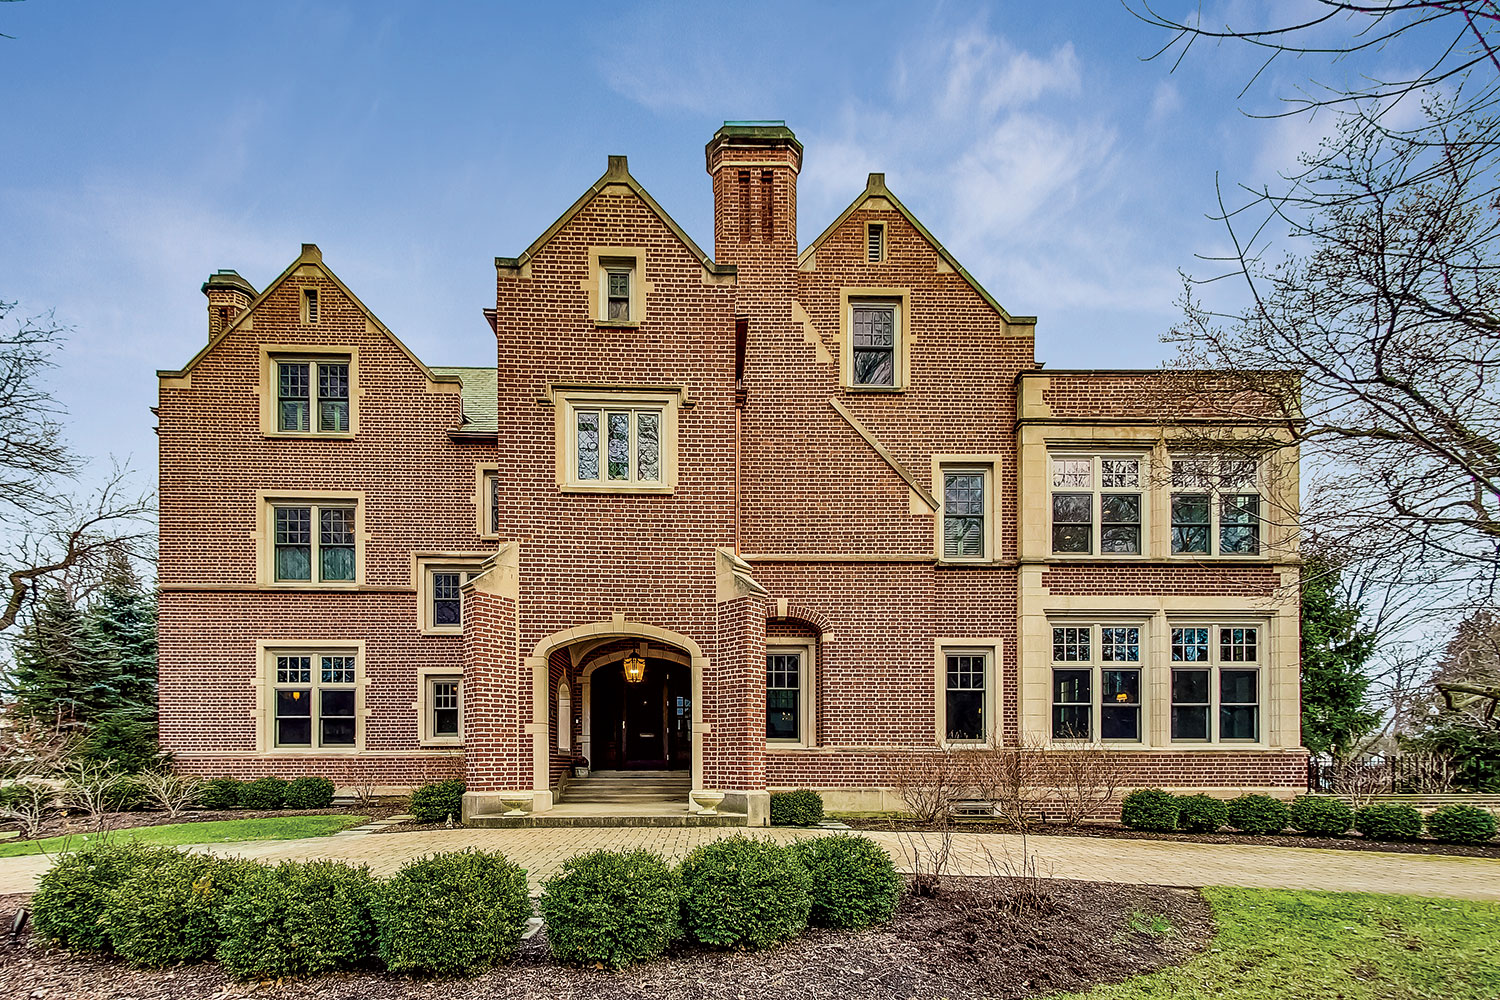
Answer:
[1306,753,1454,794]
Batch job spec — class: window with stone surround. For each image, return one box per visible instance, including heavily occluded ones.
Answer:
[415,667,462,746]
[1170,624,1263,742]
[1049,624,1144,742]
[942,468,988,560]
[850,299,898,386]
[1049,454,1146,556]
[272,502,356,584]
[944,650,988,742]
[1171,455,1262,556]
[557,390,678,492]
[275,356,350,434]
[416,559,486,633]
[269,649,358,750]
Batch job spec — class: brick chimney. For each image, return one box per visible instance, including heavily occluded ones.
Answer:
[705,121,802,271]
[202,269,256,339]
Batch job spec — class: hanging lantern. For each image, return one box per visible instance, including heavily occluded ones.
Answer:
[623,652,646,684]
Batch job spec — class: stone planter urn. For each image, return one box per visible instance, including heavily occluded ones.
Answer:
[573,764,590,779]
[500,795,531,817]
[690,790,725,816]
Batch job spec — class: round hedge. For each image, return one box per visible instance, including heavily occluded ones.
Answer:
[677,835,811,949]
[1425,804,1496,844]
[1226,794,1290,835]
[102,852,260,966]
[1120,789,1180,832]
[538,849,679,968]
[1353,803,1424,841]
[282,776,336,810]
[239,776,288,811]
[409,778,466,825]
[789,834,902,929]
[216,859,378,979]
[1175,794,1228,833]
[374,850,531,976]
[1288,796,1354,837]
[31,842,178,952]
[198,777,242,810]
[770,790,825,827]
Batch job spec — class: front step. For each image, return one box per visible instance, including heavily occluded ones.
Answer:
[562,770,691,805]
[468,811,748,828]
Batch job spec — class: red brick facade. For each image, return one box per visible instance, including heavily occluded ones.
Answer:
[157,124,1305,819]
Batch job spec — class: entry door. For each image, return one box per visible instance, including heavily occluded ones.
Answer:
[624,668,667,766]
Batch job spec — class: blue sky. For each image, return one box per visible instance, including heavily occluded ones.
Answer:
[0,1,1394,498]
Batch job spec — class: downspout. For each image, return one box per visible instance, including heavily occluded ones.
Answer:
[734,317,749,555]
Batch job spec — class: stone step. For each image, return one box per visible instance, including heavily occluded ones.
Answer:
[468,812,748,829]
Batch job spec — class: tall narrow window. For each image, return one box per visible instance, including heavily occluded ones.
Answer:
[739,170,753,239]
[272,650,357,749]
[944,652,986,742]
[482,470,501,535]
[302,287,319,324]
[943,471,985,559]
[760,170,775,240]
[1100,627,1141,741]
[317,363,349,432]
[605,266,631,321]
[277,362,310,433]
[766,651,802,741]
[867,222,885,262]
[1220,494,1261,554]
[850,301,896,386]
[272,503,357,584]
[1170,624,1262,742]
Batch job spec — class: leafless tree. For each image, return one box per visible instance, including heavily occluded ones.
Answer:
[1045,745,1124,827]
[970,736,1051,833]
[0,778,54,838]
[60,757,125,830]
[137,768,202,819]
[894,748,970,824]
[0,301,154,633]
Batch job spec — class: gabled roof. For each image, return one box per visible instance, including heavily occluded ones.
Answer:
[430,366,498,432]
[158,244,462,392]
[495,156,736,279]
[799,174,1036,326]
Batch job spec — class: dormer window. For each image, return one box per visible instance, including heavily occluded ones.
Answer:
[302,287,319,324]
[867,222,885,262]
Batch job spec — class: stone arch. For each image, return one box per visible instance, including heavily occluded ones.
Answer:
[525,618,707,805]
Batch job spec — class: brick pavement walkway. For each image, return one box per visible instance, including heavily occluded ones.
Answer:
[3,826,1497,900]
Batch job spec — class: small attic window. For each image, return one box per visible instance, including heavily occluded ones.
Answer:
[600,258,635,322]
[867,223,885,263]
[302,288,319,325]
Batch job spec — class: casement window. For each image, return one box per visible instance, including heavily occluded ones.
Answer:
[850,300,898,386]
[302,287,319,324]
[866,222,885,262]
[273,503,356,583]
[942,469,987,559]
[1171,455,1262,556]
[1049,625,1143,742]
[1170,625,1262,742]
[944,651,988,742]
[276,358,350,434]
[766,642,815,745]
[557,390,678,492]
[1050,455,1145,555]
[417,561,485,633]
[272,651,357,749]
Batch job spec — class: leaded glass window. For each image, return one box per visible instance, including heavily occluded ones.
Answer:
[637,411,661,482]
[576,411,600,480]
[766,652,802,741]
[945,653,986,741]
[273,503,356,584]
[571,405,665,486]
[1101,627,1139,662]
[607,412,630,480]
[606,267,631,320]
[1052,627,1090,662]
[432,571,462,627]
[321,655,356,684]
[851,302,896,386]
[943,471,985,558]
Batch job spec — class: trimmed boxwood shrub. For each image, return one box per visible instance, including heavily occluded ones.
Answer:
[216,860,378,979]
[538,849,679,968]
[770,789,824,827]
[374,850,530,976]
[677,835,811,949]
[199,777,242,810]
[1120,789,1179,832]
[789,834,901,929]
[1226,794,1290,835]
[1426,804,1497,844]
[409,778,466,825]
[1354,803,1424,841]
[1288,795,1354,837]
[282,776,336,810]
[1175,794,1228,834]
[102,852,260,966]
[239,776,289,811]
[31,842,178,952]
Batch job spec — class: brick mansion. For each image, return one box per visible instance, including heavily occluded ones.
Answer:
[155,123,1304,824]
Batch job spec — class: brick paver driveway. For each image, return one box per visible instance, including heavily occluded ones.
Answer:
[3,826,1497,900]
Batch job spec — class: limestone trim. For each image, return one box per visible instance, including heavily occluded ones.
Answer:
[253,489,367,588]
[256,344,360,439]
[933,638,1005,747]
[579,246,656,327]
[931,455,1005,564]
[828,398,939,510]
[412,664,464,747]
[474,463,500,539]
[838,287,911,391]
[553,387,680,493]
[412,554,491,634]
[717,548,769,602]
[252,639,368,754]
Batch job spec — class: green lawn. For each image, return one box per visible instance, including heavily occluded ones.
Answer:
[1062,886,1500,999]
[0,814,365,858]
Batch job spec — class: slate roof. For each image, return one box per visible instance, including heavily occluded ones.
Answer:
[430,366,498,433]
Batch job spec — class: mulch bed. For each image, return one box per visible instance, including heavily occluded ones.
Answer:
[842,817,1500,859]
[7,805,402,842]
[0,878,1212,999]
